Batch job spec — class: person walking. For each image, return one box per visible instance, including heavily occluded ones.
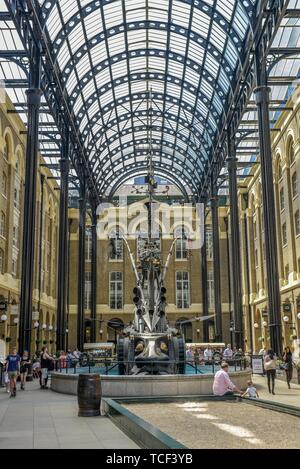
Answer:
[20,350,31,391]
[264,349,277,395]
[283,346,293,389]
[40,347,54,389]
[5,348,20,398]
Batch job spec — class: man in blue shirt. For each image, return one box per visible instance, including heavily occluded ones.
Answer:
[6,348,20,397]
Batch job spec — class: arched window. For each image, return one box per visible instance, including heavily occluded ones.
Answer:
[292,172,298,198]
[295,210,300,236]
[109,227,123,260]
[15,156,19,174]
[14,188,19,209]
[3,136,9,160]
[1,172,7,197]
[0,249,4,274]
[278,161,283,180]
[282,223,287,246]
[175,226,188,260]
[280,188,285,211]
[289,139,295,165]
[0,212,6,238]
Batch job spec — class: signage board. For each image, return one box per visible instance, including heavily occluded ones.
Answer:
[0,302,7,311]
[282,303,291,312]
[252,355,264,375]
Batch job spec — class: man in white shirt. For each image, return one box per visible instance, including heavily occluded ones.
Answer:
[204,347,212,362]
[213,362,242,396]
[223,344,233,359]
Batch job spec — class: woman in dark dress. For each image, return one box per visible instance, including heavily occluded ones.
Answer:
[283,346,293,389]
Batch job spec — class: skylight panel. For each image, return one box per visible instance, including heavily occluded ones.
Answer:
[169,32,188,55]
[187,41,205,65]
[108,33,126,55]
[126,0,146,21]
[171,0,191,28]
[216,0,234,24]
[84,9,103,39]
[90,42,108,64]
[128,30,147,50]
[191,9,210,37]
[149,6,169,22]
[210,23,227,55]
[103,1,123,28]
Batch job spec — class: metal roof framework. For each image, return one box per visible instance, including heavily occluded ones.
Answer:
[0,1,300,202]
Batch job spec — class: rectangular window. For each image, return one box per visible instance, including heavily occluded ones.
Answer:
[176,237,188,260]
[292,172,298,198]
[1,173,7,197]
[280,188,285,211]
[176,271,190,309]
[14,188,19,210]
[295,211,300,236]
[109,272,123,309]
[12,258,17,278]
[253,221,257,239]
[206,230,213,259]
[282,222,287,246]
[12,226,18,247]
[0,249,4,274]
[207,270,214,309]
[0,212,6,238]
[84,271,92,309]
[109,238,123,260]
[285,264,289,281]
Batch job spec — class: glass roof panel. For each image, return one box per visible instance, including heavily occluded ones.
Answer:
[2,0,300,198]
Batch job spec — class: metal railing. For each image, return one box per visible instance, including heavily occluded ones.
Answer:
[52,357,247,376]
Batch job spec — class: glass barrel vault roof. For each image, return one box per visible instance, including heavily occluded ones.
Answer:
[1,0,300,199]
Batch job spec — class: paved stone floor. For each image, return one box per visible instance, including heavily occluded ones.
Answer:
[253,374,300,407]
[0,381,138,449]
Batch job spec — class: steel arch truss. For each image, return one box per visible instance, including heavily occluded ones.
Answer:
[1,0,294,200]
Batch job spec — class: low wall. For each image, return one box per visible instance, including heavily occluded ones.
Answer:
[50,370,251,398]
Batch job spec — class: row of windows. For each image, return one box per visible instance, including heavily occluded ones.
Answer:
[85,230,192,261]
[85,231,214,262]
[279,171,298,211]
[84,271,194,310]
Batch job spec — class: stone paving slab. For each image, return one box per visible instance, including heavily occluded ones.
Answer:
[253,375,300,407]
[0,382,138,449]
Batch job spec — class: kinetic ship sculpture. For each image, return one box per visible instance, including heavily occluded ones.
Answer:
[117,91,185,375]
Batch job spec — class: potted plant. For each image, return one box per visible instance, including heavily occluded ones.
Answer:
[290,334,298,341]
[5,337,11,343]
[43,340,48,345]
[49,340,54,345]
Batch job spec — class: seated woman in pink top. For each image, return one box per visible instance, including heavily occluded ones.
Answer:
[213,362,242,396]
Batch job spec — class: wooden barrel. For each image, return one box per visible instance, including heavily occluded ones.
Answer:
[77,374,101,417]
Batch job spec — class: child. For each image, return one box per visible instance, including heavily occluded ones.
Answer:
[242,380,259,398]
